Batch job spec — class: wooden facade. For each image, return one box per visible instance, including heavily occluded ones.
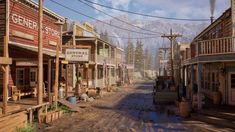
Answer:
[0,0,64,130]
[181,3,235,107]
[62,22,125,94]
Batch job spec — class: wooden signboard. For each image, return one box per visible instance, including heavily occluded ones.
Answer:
[9,0,61,51]
[65,49,89,62]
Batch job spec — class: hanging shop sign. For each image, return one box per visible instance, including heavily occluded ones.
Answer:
[65,49,89,62]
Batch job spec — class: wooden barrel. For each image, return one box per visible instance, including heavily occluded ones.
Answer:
[179,101,191,117]
[213,92,221,105]
[87,89,97,97]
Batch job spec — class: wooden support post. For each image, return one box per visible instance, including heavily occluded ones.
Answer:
[65,64,68,97]
[94,40,98,88]
[37,0,44,121]
[197,63,202,109]
[190,64,194,100]
[48,59,52,104]
[29,110,33,123]
[103,43,105,88]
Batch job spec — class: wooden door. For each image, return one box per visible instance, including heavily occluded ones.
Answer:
[228,72,235,105]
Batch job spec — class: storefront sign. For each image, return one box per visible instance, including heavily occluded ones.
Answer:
[65,49,89,62]
[16,61,38,66]
[11,13,60,37]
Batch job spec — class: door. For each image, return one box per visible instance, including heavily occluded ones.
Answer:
[30,68,37,87]
[228,72,235,105]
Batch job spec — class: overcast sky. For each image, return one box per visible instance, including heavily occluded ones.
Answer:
[45,0,230,22]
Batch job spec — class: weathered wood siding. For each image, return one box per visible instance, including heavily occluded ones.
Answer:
[9,0,61,51]
[198,9,232,40]
[0,0,6,98]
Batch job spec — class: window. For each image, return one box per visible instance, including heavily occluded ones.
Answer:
[16,68,25,86]
[98,67,103,79]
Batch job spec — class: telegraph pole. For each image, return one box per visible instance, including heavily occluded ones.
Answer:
[161,29,182,78]
[38,0,44,120]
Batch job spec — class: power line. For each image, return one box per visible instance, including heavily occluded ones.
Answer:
[102,35,161,39]
[77,0,164,34]
[49,0,159,36]
[82,0,211,22]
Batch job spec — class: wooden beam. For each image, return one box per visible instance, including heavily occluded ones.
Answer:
[0,57,12,65]
[75,38,96,41]
[47,59,52,104]
[62,45,91,49]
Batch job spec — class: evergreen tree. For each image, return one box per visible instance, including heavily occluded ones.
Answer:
[134,40,144,71]
[125,38,134,65]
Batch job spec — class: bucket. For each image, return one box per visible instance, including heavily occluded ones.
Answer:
[68,96,77,104]
[179,101,191,117]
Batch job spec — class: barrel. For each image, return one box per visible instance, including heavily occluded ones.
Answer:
[179,101,191,117]
[213,91,221,105]
[68,96,77,104]
[87,89,97,97]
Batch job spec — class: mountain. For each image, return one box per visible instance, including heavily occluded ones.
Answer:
[91,15,208,51]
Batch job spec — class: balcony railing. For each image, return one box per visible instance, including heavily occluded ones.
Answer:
[197,37,235,56]
[97,55,116,65]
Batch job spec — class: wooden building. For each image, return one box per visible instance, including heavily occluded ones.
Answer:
[181,0,235,108]
[0,0,64,114]
[62,21,125,95]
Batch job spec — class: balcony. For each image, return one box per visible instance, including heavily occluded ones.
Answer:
[97,55,116,65]
[197,37,235,56]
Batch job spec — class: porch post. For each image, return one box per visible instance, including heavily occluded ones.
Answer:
[94,39,98,88]
[190,64,194,100]
[197,63,202,109]
[48,59,52,104]
[37,0,44,120]
[65,64,68,97]
[102,42,105,88]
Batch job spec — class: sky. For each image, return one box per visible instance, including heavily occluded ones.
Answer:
[43,0,230,23]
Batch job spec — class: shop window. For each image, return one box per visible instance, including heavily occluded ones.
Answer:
[98,68,103,79]
[111,68,115,77]
[212,72,215,91]
[16,68,25,86]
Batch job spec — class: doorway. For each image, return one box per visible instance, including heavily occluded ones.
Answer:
[228,72,235,105]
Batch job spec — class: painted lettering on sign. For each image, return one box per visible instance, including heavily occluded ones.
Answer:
[65,49,90,62]
[11,13,60,37]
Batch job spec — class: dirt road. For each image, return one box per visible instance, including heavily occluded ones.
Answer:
[39,83,192,132]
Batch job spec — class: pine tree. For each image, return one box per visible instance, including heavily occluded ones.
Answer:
[125,37,134,65]
[134,40,144,71]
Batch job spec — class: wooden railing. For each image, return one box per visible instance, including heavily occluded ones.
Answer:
[197,37,235,56]
[97,55,116,65]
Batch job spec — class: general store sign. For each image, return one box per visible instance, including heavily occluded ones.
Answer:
[65,49,89,62]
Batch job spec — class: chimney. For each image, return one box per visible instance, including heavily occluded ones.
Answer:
[210,16,214,23]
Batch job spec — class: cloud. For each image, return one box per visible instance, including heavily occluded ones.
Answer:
[92,0,230,23]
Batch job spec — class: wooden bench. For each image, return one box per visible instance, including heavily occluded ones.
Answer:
[11,86,37,100]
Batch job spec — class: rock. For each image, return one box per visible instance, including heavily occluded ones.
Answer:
[88,97,94,102]
[80,93,89,102]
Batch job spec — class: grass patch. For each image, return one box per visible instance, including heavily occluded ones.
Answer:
[17,123,35,132]
[57,104,72,114]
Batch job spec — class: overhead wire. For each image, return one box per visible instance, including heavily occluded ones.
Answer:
[77,0,164,34]
[82,0,211,22]
[49,0,160,36]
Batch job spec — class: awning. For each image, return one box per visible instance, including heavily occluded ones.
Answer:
[9,41,65,58]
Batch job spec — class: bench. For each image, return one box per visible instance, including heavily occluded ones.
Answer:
[11,86,37,100]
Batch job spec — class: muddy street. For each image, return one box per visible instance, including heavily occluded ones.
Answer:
[39,83,191,132]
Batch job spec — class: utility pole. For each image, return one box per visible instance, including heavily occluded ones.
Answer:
[38,0,43,120]
[161,29,182,79]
